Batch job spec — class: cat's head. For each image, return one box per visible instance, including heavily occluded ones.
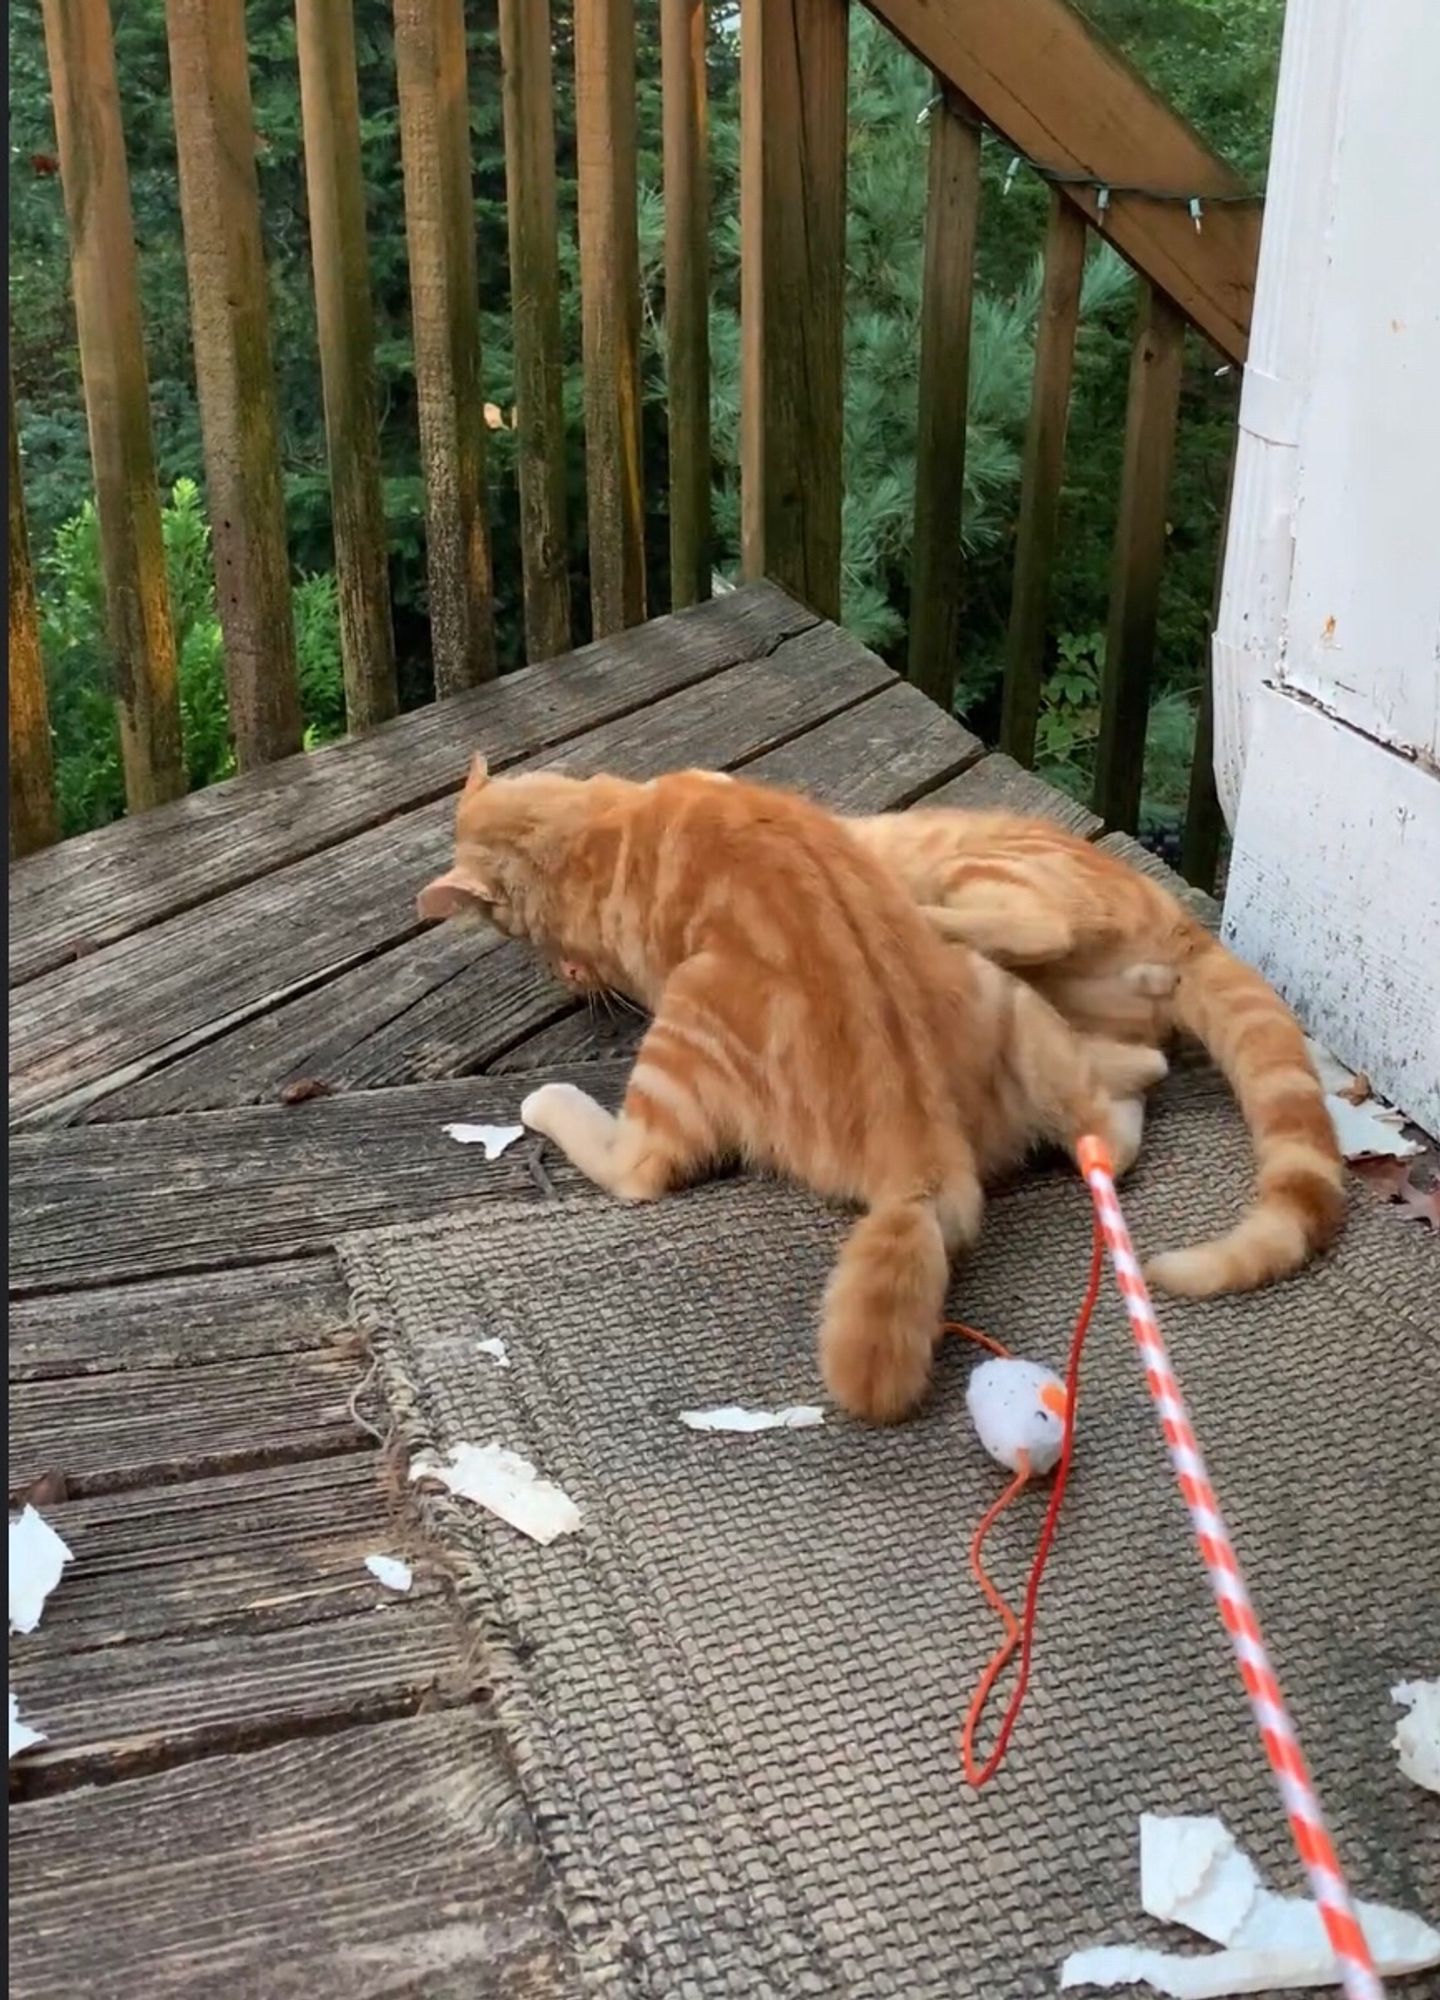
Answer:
[416,753,629,975]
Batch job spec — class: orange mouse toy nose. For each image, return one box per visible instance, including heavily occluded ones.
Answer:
[1039,1381,1070,1424]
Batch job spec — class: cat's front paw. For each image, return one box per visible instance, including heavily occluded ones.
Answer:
[519,1080,592,1139]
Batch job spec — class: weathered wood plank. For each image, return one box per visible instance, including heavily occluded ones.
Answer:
[41,0,185,810]
[738,676,984,809]
[166,0,303,767]
[490,1004,647,1076]
[89,629,893,1117]
[8,1712,574,1998]
[394,0,495,692]
[1093,285,1185,832]
[9,1350,366,1497]
[9,582,815,986]
[499,0,571,662]
[7,370,57,858]
[862,0,1259,363]
[10,1455,436,1655]
[920,752,1104,838]
[575,0,646,636]
[9,1072,631,1292]
[740,0,848,619]
[296,0,398,731]
[1000,192,1087,765]
[11,584,816,988]
[9,1257,348,1379]
[661,0,712,610]
[8,1598,477,1793]
[908,91,981,710]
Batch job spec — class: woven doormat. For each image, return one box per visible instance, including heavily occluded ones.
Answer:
[341,1071,1439,1999]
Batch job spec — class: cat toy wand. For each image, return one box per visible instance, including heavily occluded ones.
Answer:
[1075,1135,1383,2000]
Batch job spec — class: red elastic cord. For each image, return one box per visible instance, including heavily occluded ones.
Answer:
[959,1211,1105,1787]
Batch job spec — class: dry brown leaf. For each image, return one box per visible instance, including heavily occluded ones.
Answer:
[1395,1177,1440,1230]
[279,1076,333,1105]
[1338,1070,1373,1105]
[1351,1155,1413,1199]
[17,1470,70,1508]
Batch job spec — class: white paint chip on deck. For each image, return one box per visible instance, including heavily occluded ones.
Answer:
[9,1505,74,1635]
[680,1405,826,1434]
[1305,1039,1422,1161]
[9,1689,45,1762]
[476,1337,511,1367]
[1392,1678,1440,1794]
[364,1554,414,1594]
[441,1122,526,1160]
[1059,1812,1440,1996]
[410,1442,581,1545]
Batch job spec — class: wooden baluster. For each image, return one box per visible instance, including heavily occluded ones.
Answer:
[740,0,848,622]
[1092,284,1185,831]
[1181,672,1223,891]
[41,0,184,810]
[8,372,58,858]
[393,0,496,693]
[908,89,981,709]
[498,0,571,662]
[1180,431,1238,891]
[296,0,398,732]
[574,0,646,637]
[166,0,302,769]
[661,0,712,610]
[1000,193,1087,764]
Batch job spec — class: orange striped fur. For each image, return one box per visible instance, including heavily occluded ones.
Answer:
[847,808,1345,1297]
[419,760,1166,1423]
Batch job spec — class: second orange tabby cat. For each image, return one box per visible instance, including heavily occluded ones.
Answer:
[847,806,1345,1297]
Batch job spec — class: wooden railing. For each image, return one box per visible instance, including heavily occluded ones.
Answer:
[9,0,1260,889]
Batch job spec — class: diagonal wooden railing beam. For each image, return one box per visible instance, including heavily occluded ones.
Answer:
[865,0,1260,362]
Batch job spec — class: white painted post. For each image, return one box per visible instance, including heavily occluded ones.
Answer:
[1210,0,1352,826]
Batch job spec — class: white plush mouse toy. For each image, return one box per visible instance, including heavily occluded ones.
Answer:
[965,1355,1070,1477]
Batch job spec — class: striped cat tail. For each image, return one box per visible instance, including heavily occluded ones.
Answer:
[1147,930,1344,1297]
[819,1197,949,1423]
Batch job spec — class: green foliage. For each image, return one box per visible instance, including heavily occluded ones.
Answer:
[37,480,344,836]
[9,0,1276,835]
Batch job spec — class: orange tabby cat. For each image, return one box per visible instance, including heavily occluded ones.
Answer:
[846,807,1345,1298]
[418,758,1165,1423]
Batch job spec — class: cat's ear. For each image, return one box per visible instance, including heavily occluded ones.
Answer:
[417,866,493,923]
[462,751,490,794]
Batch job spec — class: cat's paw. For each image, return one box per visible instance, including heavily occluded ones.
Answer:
[519,1080,593,1139]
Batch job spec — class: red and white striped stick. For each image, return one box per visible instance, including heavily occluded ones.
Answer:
[1076,1136,1383,2000]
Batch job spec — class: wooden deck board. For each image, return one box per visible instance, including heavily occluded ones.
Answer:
[9,1454,443,1654]
[8,1257,349,1379]
[9,1350,367,1496]
[8,581,814,988]
[8,1711,575,1999]
[8,1597,480,1792]
[9,1071,632,1292]
[920,751,1105,837]
[10,624,886,1127]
